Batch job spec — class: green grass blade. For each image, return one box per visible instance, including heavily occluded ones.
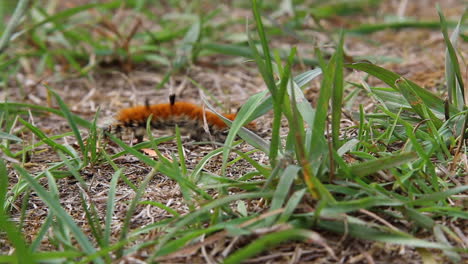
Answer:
[248,2,277,100]
[248,68,322,124]
[220,91,267,173]
[294,68,323,88]
[109,136,173,160]
[308,48,335,162]
[0,0,31,53]
[369,87,410,111]
[0,159,33,264]
[13,165,102,262]
[0,131,22,142]
[269,47,295,166]
[403,207,435,229]
[139,200,180,217]
[0,158,8,210]
[394,78,443,129]
[117,166,159,258]
[346,20,464,34]
[278,188,307,223]
[322,196,403,215]
[438,6,466,108]
[331,30,344,149]
[156,226,224,257]
[0,102,91,128]
[6,160,67,210]
[16,1,120,38]
[266,165,300,225]
[107,134,212,200]
[18,117,74,157]
[173,16,201,70]
[189,147,223,182]
[175,126,187,175]
[30,214,53,252]
[49,89,86,160]
[153,191,274,258]
[318,219,452,250]
[289,78,316,129]
[407,186,468,206]
[252,0,275,97]
[310,0,381,19]
[223,229,322,264]
[347,152,418,178]
[103,169,122,247]
[201,90,269,151]
[30,251,84,262]
[85,109,100,164]
[201,43,319,67]
[345,62,457,117]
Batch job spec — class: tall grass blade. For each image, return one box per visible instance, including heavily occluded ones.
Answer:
[438,6,466,108]
[251,0,276,98]
[49,89,86,160]
[103,169,122,247]
[331,30,344,149]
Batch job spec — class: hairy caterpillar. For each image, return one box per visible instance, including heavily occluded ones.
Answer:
[106,95,256,142]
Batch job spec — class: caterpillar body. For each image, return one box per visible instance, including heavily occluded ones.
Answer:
[107,97,256,142]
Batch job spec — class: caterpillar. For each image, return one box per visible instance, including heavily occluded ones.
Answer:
[106,95,256,142]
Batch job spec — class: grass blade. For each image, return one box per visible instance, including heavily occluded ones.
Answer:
[49,89,85,159]
[331,30,345,149]
[201,43,319,66]
[347,20,464,34]
[266,165,300,225]
[221,89,268,173]
[13,165,102,262]
[0,0,31,53]
[103,169,122,247]
[14,1,120,39]
[0,159,33,264]
[347,152,418,178]
[395,78,443,128]
[318,219,452,250]
[0,131,22,142]
[18,117,74,157]
[252,0,275,97]
[438,6,466,108]
[407,186,468,206]
[345,62,457,117]
[224,229,327,264]
[0,102,91,128]
[153,191,273,258]
[117,167,158,258]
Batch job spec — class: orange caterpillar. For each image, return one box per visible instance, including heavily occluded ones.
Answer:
[108,95,256,142]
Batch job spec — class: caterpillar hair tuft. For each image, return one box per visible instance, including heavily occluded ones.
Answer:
[106,96,256,142]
